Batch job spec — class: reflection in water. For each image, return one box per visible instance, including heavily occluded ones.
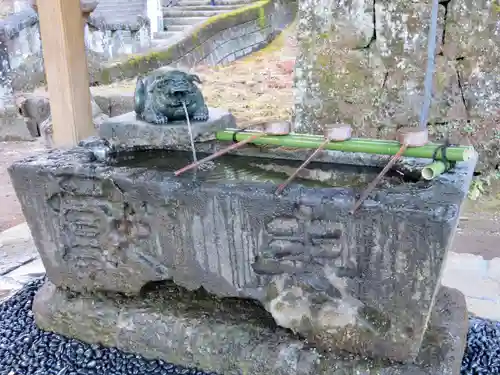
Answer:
[111,150,410,188]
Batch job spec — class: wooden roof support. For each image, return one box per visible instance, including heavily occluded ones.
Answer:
[37,0,95,147]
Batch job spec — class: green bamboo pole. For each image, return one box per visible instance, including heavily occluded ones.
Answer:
[215,130,475,162]
[421,161,451,180]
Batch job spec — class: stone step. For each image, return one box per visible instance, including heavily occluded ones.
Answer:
[163,16,208,25]
[164,24,188,31]
[154,31,184,40]
[163,9,229,17]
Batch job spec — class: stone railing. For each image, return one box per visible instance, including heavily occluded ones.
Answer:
[93,0,297,84]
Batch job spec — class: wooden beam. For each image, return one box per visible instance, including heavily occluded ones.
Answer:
[37,0,94,147]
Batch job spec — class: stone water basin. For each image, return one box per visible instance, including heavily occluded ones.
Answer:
[112,149,412,188]
[8,145,475,363]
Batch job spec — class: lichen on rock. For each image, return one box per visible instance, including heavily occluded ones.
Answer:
[293,0,499,172]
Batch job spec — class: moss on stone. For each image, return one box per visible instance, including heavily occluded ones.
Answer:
[98,68,112,85]
[240,20,295,61]
[258,6,267,29]
[195,0,269,29]
[492,0,500,14]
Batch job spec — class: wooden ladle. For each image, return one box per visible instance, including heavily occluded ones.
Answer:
[174,121,290,176]
[350,127,429,214]
[275,124,352,195]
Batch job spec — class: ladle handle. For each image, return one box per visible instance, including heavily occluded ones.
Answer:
[276,138,330,195]
[349,144,408,215]
[174,133,264,176]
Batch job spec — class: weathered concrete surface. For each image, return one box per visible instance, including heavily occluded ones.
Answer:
[0,222,37,276]
[0,258,43,302]
[33,282,468,375]
[442,252,500,322]
[98,108,235,149]
[9,145,475,362]
[293,0,499,172]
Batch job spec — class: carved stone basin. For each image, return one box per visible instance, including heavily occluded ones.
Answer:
[9,136,476,364]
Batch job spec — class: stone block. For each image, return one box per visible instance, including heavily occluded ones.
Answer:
[92,91,135,117]
[374,1,445,68]
[9,145,475,362]
[98,108,236,149]
[293,0,498,172]
[293,0,447,134]
[33,282,468,375]
[294,0,377,134]
[0,104,34,141]
[444,0,499,60]
[294,47,387,135]
[453,58,499,172]
[380,56,467,131]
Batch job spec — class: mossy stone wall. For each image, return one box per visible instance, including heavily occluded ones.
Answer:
[293,0,499,172]
[92,0,296,86]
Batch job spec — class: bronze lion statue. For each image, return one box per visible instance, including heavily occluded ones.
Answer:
[134,69,210,125]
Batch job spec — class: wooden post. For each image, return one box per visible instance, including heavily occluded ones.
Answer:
[37,0,95,147]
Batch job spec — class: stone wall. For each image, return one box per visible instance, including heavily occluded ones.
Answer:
[94,0,297,83]
[0,8,44,104]
[0,8,153,100]
[293,0,499,172]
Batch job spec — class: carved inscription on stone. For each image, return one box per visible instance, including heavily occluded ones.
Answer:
[48,193,151,265]
[255,204,390,354]
[43,177,161,292]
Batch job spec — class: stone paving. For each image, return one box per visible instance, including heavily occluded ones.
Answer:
[1,221,499,321]
[442,252,500,321]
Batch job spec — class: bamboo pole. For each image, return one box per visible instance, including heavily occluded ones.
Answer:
[421,161,450,180]
[215,131,475,162]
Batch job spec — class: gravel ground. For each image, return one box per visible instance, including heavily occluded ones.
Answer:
[0,279,498,375]
[462,317,500,374]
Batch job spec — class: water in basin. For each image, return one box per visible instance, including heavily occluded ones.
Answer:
[111,150,413,188]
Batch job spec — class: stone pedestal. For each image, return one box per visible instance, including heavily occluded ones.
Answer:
[33,281,468,375]
[98,108,236,149]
